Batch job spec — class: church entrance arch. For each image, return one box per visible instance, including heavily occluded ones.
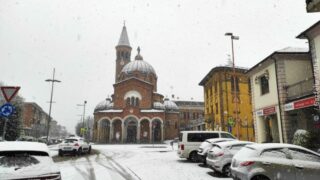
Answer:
[99,119,110,143]
[140,119,150,143]
[125,117,138,143]
[112,119,122,143]
[152,119,162,142]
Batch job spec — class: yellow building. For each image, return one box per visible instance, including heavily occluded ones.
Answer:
[199,66,255,141]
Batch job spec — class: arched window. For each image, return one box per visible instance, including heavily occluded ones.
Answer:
[131,97,135,106]
[126,98,130,106]
[135,98,139,107]
[121,51,124,58]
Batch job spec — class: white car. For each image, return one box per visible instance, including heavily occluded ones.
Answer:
[197,138,236,165]
[206,140,254,176]
[0,141,61,180]
[177,131,236,162]
[59,137,91,156]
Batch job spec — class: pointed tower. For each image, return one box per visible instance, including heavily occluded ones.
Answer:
[115,24,132,83]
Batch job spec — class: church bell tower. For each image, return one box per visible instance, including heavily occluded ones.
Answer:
[115,24,132,83]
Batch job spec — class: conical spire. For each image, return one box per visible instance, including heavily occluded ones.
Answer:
[117,24,130,47]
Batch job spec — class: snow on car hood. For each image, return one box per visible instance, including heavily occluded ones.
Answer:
[0,156,60,180]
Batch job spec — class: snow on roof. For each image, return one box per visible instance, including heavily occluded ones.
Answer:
[276,47,308,53]
[121,59,157,76]
[98,109,123,113]
[141,109,164,113]
[117,25,130,47]
[0,142,49,153]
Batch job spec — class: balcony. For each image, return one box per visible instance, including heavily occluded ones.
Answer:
[307,0,320,12]
[286,78,314,101]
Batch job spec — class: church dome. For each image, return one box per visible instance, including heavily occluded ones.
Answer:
[164,98,179,111]
[94,98,113,112]
[120,47,157,77]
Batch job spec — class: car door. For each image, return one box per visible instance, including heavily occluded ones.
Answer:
[288,148,320,180]
[258,148,295,180]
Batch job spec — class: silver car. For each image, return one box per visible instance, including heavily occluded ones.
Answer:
[206,140,253,176]
[231,143,320,180]
[198,138,236,165]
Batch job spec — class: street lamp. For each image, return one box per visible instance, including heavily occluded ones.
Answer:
[225,32,240,139]
[77,100,87,138]
[45,68,61,144]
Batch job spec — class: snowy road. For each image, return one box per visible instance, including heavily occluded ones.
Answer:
[51,143,232,180]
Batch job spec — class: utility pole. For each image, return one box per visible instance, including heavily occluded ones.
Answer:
[225,33,240,139]
[77,101,87,138]
[45,68,61,144]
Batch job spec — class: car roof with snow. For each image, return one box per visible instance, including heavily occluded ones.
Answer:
[0,141,49,153]
[246,143,320,154]
[213,140,253,148]
[206,138,236,143]
[180,130,230,133]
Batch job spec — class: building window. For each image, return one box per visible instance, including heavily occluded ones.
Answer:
[260,75,269,95]
[231,76,240,92]
[126,98,130,106]
[135,97,139,107]
[214,81,217,93]
[215,103,219,114]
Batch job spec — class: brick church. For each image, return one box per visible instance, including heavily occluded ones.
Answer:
[93,25,179,143]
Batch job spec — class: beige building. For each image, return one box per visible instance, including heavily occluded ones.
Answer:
[247,48,312,143]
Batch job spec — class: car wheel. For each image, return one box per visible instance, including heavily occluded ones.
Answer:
[58,150,63,157]
[223,164,231,177]
[78,148,83,155]
[252,175,270,180]
[189,151,199,162]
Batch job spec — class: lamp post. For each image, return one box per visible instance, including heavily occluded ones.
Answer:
[45,68,61,144]
[225,32,240,139]
[77,100,87,138]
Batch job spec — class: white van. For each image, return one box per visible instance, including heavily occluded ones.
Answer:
[177,131,236,162]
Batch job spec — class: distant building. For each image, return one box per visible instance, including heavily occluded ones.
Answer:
[174,101,205,131]
[93,25,179,143]
[199,66,254,141]
[22,102,48,138]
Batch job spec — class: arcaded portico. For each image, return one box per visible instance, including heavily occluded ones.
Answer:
[97,116,164,143]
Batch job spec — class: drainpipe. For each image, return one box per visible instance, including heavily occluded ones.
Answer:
[273,57,285,143]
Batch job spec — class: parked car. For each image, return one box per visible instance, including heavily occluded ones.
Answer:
[206,140,254,176]
[0,141,61,180]
[231,143,320,180]
[198,138,236,165]
[58,137,91,156]
[177,131,236,162]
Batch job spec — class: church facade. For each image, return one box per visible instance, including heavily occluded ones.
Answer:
[93,25,180,143]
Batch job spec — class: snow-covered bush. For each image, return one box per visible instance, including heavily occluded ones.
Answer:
[292,129,311,148]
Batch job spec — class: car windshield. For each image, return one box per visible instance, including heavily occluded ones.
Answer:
[64,139,78,143]
[0,151,48,168]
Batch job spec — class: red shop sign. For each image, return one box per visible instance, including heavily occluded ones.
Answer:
[263,107,276,116]
[293,97,315,110]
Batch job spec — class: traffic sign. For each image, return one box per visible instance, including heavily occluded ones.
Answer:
[0,103,15,117]
[1,86,20,102]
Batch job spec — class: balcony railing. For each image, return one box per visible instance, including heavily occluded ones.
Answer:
[286,78,314,100]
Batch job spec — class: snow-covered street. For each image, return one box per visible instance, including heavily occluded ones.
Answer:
[51,142,232,180]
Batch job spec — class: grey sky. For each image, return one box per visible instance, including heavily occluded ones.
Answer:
[0,0,319,133]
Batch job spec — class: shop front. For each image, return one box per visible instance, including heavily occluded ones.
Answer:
[284,96,320,145]
[255,106,281,143]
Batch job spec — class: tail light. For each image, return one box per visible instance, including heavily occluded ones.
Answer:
[216,152,224,157]
[240,161,255,166]
[180,144,184,150]
[75,143,80,147]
